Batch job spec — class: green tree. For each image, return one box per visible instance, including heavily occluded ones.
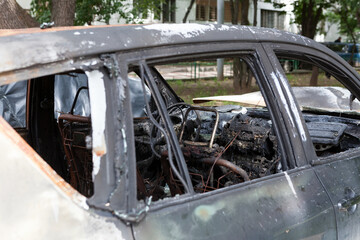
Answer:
[75,0,124,25]
[183,0,195,23]
[31,0,162,26]
[132,0,163,23]
[328,0,360,66]
[292,0,333,39]
[292,0,334,86]
[229,0,252,92]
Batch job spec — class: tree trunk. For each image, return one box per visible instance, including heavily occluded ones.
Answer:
[183,0,196,23]
[229,0,239,24]
[253,0,257,26]
[349,35,357,66]
[299,0,323,86]
[310,66,319,86]
[230,0,240,92]
[233,58,241,93]
[241,0,250,26]
[356,8,360,26]
[231,0,251,92]
[0,0,38,29]
[300,0,322,39]
[51,0,76,26]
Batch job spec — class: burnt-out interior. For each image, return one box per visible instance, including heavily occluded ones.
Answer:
[275,52,360,158]
[132,58,360,202]
[134,97,360,201]
[303,114,360,157]
[26,72,94,197]
[131,59,282,201]
[134,105,280,200]
[2,52,360,202]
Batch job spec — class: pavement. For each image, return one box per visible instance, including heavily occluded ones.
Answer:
[156,63,233,81]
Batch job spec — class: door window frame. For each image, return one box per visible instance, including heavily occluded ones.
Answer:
[263,42,360,165]
[114,42,304,213]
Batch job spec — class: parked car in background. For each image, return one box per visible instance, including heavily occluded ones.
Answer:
[323,42,360,66]
[1,24,360,239]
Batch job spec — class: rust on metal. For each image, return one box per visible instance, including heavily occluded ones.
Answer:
[0,116,80,198]
[0,24,133,37]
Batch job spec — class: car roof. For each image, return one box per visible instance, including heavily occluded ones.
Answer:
[0,23,331,85]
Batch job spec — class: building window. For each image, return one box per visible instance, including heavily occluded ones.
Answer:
[209,6,217,21]
[163,0,176,23]
[196,0,217,22]
[196,5,206,21]
[261,10,285,30]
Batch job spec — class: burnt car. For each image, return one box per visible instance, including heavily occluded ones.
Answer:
[1,24,360,239]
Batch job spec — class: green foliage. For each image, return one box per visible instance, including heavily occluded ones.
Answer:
[291,0,334,38]
[31,0,162,25]
[75,0,125,25]
[30,0,51,23]
[130,0,163,23]
[328,0,360,42]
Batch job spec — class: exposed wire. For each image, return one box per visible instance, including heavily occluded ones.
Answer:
[139,63,190,193]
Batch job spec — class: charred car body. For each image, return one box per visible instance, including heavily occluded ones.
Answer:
[1,24,360,239]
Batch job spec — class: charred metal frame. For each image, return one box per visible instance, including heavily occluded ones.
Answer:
[116,42,306,213]
[139,61,194,193]
[264,42,360,165]
[1,25,360,236]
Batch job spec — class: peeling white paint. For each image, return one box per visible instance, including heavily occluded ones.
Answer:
[218,25,238,31]
[276,69,307,141]
[92,155,101,179]
[271,72,295,129]
[247,26,256,34]
[284,172,297,198]
[85,60,99,67]
[86,70,107,160]
[76,195,89,210]
[121,128,127,153]
[81,40,96,49]
[139,24,217,38]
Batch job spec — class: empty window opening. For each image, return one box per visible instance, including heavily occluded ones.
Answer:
[2,72,95,197]
[276,52,360,158]
[130,56,283,202]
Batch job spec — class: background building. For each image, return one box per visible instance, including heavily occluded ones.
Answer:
[16,0,343,42]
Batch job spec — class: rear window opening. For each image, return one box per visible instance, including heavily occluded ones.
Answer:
[276,53,360,158]
[0,72,94,198]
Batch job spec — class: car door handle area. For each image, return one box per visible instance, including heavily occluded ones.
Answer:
[338,187,360,214]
